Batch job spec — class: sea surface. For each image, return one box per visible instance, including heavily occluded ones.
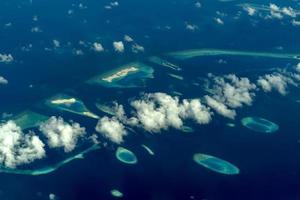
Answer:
[0,0,300,199]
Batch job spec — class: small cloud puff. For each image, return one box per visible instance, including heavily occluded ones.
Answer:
[281,7,296,17]
[0,121,45,168]
[39,116,86,152]
[204,95,236,119]
[95,116,127,144]
[31,26,42,33]
[124,35,134,42]
[0,76,8,85]
[131,43,144,53]
[269,3,296,19]
[110,1,119,7]
[0,53,14,63]
[214,17,224,25]
[243,6,256,16]
[292,19,300,26]
[195,2,201,8]
[296,63,300,73]
[257,73,292,95]
[92,42,104,52]
[185,23,198,31]
[113,41,125,53]
[49,193,57,200]
[257,64,300,95]
[73,49,84,56]
[207,74,256,108]
[105,1,119,9]
[53,40,60,48]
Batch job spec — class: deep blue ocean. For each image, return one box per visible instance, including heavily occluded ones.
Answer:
[0,0,300,199]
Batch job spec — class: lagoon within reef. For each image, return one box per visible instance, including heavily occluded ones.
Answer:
[0,0,300,199]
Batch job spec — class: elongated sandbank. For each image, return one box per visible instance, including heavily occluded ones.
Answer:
[46,94,99,119]
[148,56,181,71]
[168,49,300,60]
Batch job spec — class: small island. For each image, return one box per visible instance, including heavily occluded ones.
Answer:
[46,94,99,119]
[51,98,77,105]
[87,62,154,88]
[102,66,139,83]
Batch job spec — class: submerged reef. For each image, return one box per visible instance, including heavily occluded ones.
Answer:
[241,117,279,133]
[110,189,123,198]
[193,153,240,175]
[0,144,101,175]
[12,110,49,130]
[168,49,300,60]
[226,123,236,128]
[115,147,138,165]
[95,102,116,116]
[181,125,194,133]
[168,73,184,80]
[141,144,155,156]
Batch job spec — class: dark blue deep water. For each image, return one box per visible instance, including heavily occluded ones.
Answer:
[0,0,300,199]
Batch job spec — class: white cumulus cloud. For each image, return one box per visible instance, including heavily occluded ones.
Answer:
[257,73,291,95]
[243,6,256,16]
[282,7,296,17]
[0,53,14,63]
[195,2,201,8]
[129,93,212,133]
[0,121,45,168]
[214,17,224,25]
[39,117,86,152]
[204,95,236,119]
[268,4,296,19]
[113,41,125,53]
[0,76,8,85]
[185,23,198,31]
[292,19,300,26]
[296,63,300,73]
[124,35,133,42]
[93,42,104,52]
[53,39,60,48]
[131,43,144,53]
[95,116,127,144]
[207,74,256,108]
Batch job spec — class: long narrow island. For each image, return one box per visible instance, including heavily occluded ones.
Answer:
[87,62,154,88]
